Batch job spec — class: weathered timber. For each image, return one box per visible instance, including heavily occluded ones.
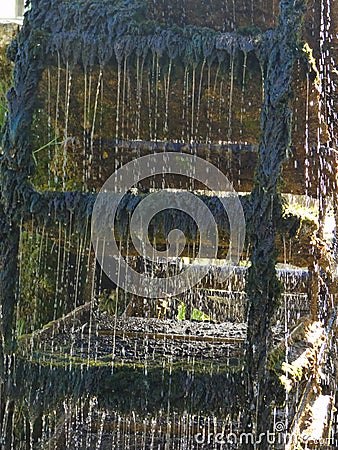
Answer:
[13,183,316,264]
[61,139,327,197]
[15,307,246,416]
[244,0,310,445]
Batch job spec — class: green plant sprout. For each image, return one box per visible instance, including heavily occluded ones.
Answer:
[177,302,186,320]
[33,136,62,154]
[176,302,212,322]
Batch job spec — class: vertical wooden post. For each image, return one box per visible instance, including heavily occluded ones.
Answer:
[0,202,19,355]
[245,0,308,446]
[0,0,47,355]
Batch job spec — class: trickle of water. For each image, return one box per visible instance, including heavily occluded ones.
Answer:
[54,51,61,186]
[196,59,206,142]
[63,61,72,191]
[227,53,235,144]
[115,61,122,171]
[89,69,103,170]
[239,52,248,141]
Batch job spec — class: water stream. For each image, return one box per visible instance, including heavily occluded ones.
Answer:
[0,0,337,449]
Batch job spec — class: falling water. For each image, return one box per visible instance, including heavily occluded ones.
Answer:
[0,0,338,449]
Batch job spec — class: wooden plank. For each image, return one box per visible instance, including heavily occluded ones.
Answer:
[98,329,245,344]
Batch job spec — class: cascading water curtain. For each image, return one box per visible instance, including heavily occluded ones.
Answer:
[0,0,337,449]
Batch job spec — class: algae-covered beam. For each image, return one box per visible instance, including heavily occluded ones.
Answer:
[0,1,48,353]
[36,0,261,68]
[244,0,309,445]
[87,139,326,197]
[12,179,303,255]
[10,356,244,417]
[0,203,19,359]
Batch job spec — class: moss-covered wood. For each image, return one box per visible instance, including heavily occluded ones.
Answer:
[29,41,322,196]
[12,187,314,262]
[15,305,246,416]
[244,0,310,445]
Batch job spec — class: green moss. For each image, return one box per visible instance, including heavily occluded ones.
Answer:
[9,349,245,417]
[237,25,262,36]
[16,229,91,335]
[281,361,303,382]
[20,346,242,374]
[177,302,186,320]
[0,46,13,135]
[268,345,285,375]
[302,42,320,86]
[98,290,119,315]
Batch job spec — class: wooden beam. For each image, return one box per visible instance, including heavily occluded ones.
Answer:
[97,139,325,197]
